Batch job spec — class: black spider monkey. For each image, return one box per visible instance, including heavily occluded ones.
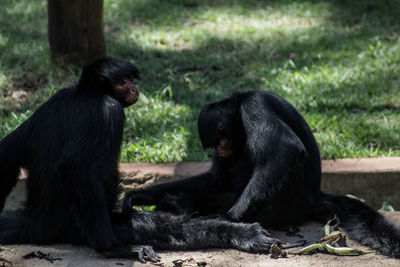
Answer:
[0,59,279,262]
[125,90,400,258]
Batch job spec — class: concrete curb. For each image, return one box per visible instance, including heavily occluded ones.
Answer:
[321,157,400,209]
[5,157,400,211]
[119,157,400,209]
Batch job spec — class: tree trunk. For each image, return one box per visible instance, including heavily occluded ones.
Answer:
[47,0,106,64]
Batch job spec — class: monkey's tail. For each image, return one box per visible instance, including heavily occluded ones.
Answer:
[310,192,400,258]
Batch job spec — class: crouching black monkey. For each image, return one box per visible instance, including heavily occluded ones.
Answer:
[0,59,280,262]
[125,90,400,258]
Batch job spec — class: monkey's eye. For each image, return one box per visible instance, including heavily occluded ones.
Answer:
[117,79,131,86]
[218,122,224,131]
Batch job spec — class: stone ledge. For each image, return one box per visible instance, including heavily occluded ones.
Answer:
[120,157,400,209]
[322,157,400,173]
[5,158,400,211]
[321,157,400,209]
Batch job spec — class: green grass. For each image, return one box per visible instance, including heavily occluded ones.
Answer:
[1,0,399,162]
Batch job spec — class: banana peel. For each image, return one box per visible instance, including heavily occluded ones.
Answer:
[291,242,375,256]
[322,243,375,256]
[290,216,376,257]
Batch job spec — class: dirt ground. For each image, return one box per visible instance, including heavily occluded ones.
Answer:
[1,212,399,267]
[2,161,400,266]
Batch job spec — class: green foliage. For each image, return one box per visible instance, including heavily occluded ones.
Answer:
[379,201,395,212]
[133,205,156,212]
[1,0,400,162]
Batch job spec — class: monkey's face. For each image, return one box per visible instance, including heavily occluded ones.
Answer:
[113,76,139,107]
[215,123,233,158]
[198,105,235,158]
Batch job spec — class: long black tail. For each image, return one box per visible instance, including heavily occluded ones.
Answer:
[311,192,400,258]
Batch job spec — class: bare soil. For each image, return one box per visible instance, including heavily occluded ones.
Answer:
[1,212,399,267]
[3,160,400,266]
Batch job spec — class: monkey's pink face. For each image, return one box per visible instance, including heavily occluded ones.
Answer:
[215,122,233,158]
[216,138,233,157]
[113,79,139,107]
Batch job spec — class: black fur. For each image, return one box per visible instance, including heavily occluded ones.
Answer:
[113,208,279,254]
[0,57,139,252]
[311,193,400,258]
[125,90,400,258]
[0,61,281,260]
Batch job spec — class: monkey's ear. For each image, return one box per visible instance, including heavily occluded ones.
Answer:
[97,75,113,87]
[131,70,140,80]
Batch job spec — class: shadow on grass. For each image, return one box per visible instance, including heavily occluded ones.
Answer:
[1,0,399,160]
[112,0,400,30]
[105,0,400,160]
[2,0,398,103]
[109,0,400,97]
[107,29,398,110]
[326,0,400,27]
[0,1,48,69]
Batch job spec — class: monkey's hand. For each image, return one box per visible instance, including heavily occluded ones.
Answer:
[232,222,281,253]
[227,193,251,220]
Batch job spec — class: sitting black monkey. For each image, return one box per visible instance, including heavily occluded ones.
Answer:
[0,57,147,258]
[125,90,400,258]
[0,59,279,262]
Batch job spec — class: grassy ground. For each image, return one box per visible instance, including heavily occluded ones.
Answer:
[0,0,399,162]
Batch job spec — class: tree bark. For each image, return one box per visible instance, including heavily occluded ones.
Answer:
[47,0,106,64]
